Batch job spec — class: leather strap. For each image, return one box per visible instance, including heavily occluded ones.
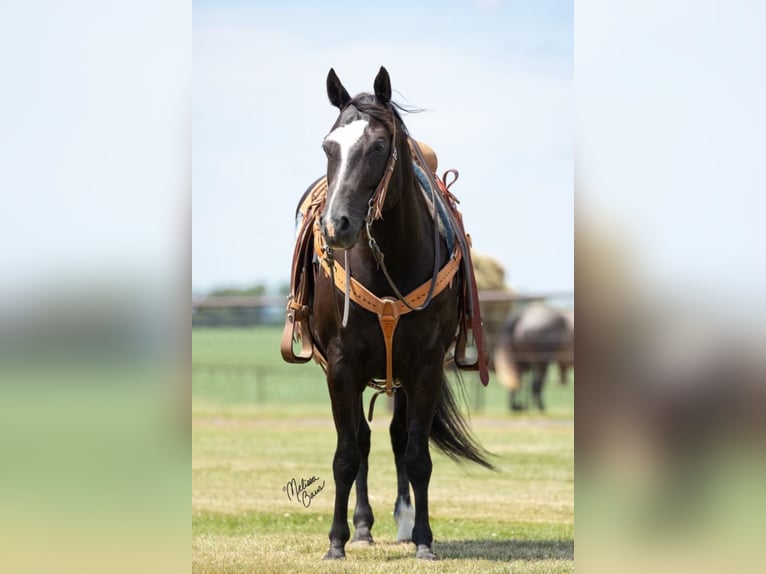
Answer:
[280,178,327,364]
[315,223,462,395]
[315,226,462,319]
[377,299,400,397]
[280,301,314,363]
[368,115,398,221]
[449,226,490,385]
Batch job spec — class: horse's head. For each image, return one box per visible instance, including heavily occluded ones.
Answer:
[320,67,400,250]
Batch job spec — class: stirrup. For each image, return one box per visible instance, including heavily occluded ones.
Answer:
[280,301,313,363]
[454,323,479,369]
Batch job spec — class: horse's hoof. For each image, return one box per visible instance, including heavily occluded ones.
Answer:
[349,536,374,547]
[350,527,374,546]
[415,544,438,560]
[322,547,346,560]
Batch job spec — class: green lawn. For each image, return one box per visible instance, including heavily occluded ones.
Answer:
[192,327,574,573]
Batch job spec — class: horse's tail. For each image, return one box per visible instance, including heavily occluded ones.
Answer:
[493,339,521,390]
[430,374,496,470]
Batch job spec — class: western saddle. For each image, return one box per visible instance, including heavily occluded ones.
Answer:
[280,140,489,418]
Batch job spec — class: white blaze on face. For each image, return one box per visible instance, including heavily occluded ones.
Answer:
[323,119,368,232]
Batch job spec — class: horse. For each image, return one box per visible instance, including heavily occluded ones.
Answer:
[285,67,494,561]
[494,303,574,411]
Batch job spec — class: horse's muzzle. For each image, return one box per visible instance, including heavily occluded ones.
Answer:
[320,213,360,249]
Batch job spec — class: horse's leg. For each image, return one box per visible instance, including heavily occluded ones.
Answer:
[510,364,527,411]
[324,381,362,560]
[531,364,546,411]
[510,388,523,411]
[351,395,375,545]
[558,362,570,385]
[390,390,414,542]
[404,366,441,561]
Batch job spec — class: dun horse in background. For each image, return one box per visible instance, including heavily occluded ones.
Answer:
[282,67,494,561]
[494,303,574,411]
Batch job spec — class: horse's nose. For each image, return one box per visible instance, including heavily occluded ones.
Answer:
[322,214,350,240]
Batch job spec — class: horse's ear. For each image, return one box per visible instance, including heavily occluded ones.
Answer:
[373,66,391,105]
[327,68,351,109]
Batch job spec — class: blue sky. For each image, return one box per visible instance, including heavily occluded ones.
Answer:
[577,0,766,307]
[192,0,573,294]
[0,1,188,297]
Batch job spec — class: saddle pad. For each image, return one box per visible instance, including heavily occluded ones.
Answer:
[412,162,455,253]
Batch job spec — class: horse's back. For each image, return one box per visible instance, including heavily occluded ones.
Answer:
[508,303,570,361]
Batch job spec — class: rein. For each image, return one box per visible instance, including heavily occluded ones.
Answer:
[325,247,351,328]
[363,107,442,314]
[323,104,444,325]
[367,109,398,221]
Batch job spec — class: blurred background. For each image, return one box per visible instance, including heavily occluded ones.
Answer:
[577,2,766,573]
[0,1,189,573]
[1,0,764,573]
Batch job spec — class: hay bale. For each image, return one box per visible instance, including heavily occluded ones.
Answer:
[471,251,514,357]
[472,251,507,291]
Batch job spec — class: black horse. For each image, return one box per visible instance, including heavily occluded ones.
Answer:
[301,67,493,561]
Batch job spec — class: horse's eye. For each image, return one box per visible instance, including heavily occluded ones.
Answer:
[373,140,387,153]
[321,141,333,156]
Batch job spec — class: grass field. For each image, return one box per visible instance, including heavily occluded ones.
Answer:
[192,327,574,573]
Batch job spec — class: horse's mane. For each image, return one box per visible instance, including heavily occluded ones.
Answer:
[347,94,422,134]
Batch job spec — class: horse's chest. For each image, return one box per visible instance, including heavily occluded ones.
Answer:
[333,309,446,371]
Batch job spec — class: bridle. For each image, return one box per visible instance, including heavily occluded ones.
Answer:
[323,104,443,327]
